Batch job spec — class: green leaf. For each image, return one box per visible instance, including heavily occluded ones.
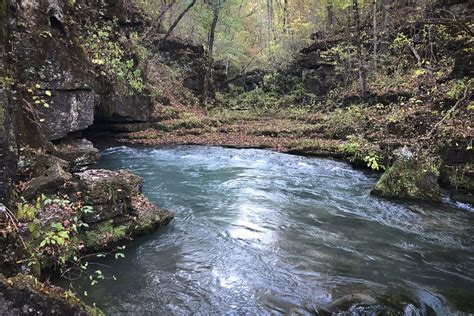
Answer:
[58,231,70,239]
[45,90,52,97]
[115,252,125,259]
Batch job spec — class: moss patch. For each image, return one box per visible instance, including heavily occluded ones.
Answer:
[81,220,129,250]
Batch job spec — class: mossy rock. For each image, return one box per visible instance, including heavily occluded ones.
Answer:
[81,220,129,250]
[372,154,441,202]
[80,195,174,251]
[0,274,103,315]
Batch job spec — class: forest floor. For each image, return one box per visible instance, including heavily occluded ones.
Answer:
[116,99,471,172]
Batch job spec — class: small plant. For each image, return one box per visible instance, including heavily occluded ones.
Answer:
[447,78,471,100]
[364,154,385,171]
[39,222,70,247]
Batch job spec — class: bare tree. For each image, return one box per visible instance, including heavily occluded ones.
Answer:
[202,0,223,104]
[352,0,367,98]
[373,0,378,71]
[283,0,289,33]
[162,0,197,42]
[267,0,275,40]
[327,1,334,32]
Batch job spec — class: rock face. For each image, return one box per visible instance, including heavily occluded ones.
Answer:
[10,0,96,141]
[94,90,152,123]
[0,1,17,205]
[154,38,206,95]
[0,274,100,315]
[291,37,342,96]
[372,154,441,202]
[40,90,95,141]
[9,0,153,141]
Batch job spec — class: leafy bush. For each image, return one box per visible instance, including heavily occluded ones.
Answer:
[83,24,144,95]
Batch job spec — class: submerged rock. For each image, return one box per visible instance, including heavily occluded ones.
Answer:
[371,154,441,202]
[0,274,102,315]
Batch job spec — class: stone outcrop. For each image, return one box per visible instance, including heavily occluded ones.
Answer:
[94,91,152,123]
[76,169,174,250]
[0,274,101,315]
[10,0,96,141]
[290,36,343,97]
[76,169,142,224]
[9,0,154,141]
[23,162,72,199]
[54,138,101,172]
[153,37,206,95]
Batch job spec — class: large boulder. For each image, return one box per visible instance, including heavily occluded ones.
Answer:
[371,153,441,202]
[82,195,174,250]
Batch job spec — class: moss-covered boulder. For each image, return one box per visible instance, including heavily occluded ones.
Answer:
[371,154,441,202]
[0,274,102,315]
[81,196,174,250]
[75,169,174,251]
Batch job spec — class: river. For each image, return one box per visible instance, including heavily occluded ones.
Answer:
[69,145,474,315]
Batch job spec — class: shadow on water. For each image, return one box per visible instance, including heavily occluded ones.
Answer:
[62,145,474,315]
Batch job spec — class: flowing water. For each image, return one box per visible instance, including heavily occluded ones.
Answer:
[71,145,474,315]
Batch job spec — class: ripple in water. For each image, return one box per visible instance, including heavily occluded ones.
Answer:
[67,146,474,315]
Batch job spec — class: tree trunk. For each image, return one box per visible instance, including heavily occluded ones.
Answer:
[267,0,274,40]
[327,1,334,32]
[283,0,289,33]
[202,5,220,104]
[162,0,197,42]
[352,0,367,98]
[381,0,390,51]
[373,0,377,71]
[156,0,176,32]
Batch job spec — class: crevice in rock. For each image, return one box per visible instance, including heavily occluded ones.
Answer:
[49,15,67,37]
